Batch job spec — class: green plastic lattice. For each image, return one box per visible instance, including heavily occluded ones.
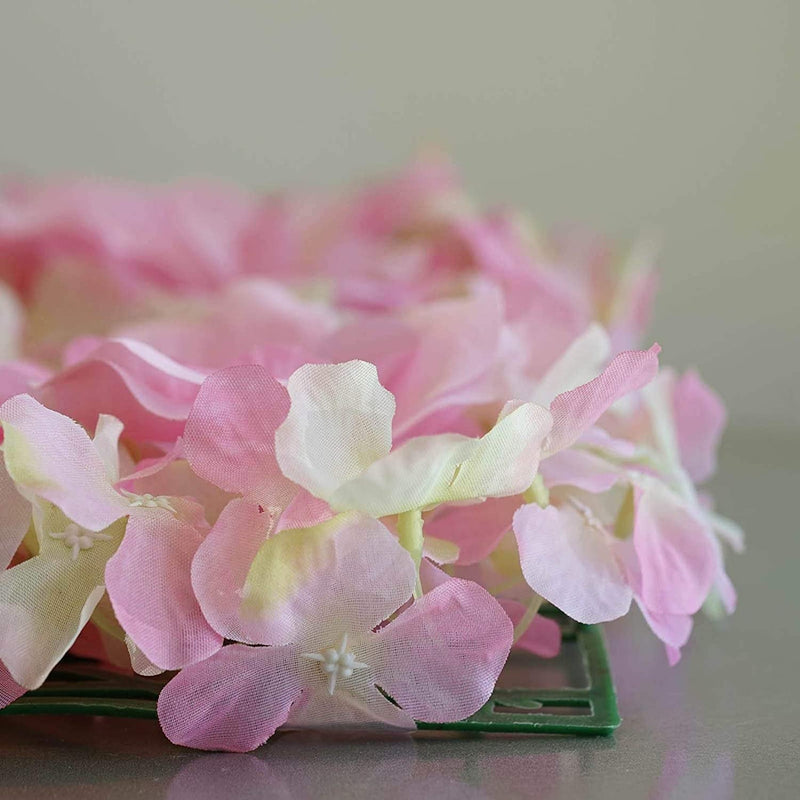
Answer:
[1,616,620,735]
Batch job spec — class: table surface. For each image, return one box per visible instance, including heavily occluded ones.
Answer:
[0,427,798,800]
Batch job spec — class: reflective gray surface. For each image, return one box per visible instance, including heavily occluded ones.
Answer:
[1,429,798,799]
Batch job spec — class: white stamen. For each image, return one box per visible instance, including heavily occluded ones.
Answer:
[301,633,369,695]
[121,490,177,513]
[49,523,113,560]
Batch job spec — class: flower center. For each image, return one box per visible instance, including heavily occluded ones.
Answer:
[49,523,113,560]
[121,490,176,513]
[301,633,369,695]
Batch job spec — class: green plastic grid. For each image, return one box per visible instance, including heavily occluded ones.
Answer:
[1,619,620,735]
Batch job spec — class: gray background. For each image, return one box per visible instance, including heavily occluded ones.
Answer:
[1,1,797,431]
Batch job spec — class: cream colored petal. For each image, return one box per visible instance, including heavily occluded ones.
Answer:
[0,506,125,688]
[329,403,552,517]
[275,361,395,500]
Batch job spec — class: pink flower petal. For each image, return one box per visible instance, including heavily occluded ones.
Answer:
[285,681,416,732]
[577,426,639,459]
[539,447,621,493]
[276,488,333,531]
[120,438,183,482]
[322,290,504,440]
[424,496,522,565]
[387,290,505,438]
[0,660,25,709]
[119,278,338,370]
[544,344,661,457]
[105,503,223,670]
[352,154,457,237]
[514,503,632,623]
[397,404,484,441]
[243,513,416,647]
[457,215,585,323]
[183,365,293,499]
[0,394,128,531]
[364,578,512,723]
[319,315,414,393]
[633,485,717,617]
[121,446,234,527]
[419,557,454,592]
[329,239,437,311]
[637,601,693,665]
[0,361,51,406]
[157,643,305,752]
[500,599,562,658]
[191,497,280,644]
[35,338,205,444]
[0,178,261,294]
[672,370,726,484]
[531,324,611,406]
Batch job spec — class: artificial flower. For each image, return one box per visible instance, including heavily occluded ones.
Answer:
[0,394,220,688]
[0,157,742,741]
[275,359,551,519]
[157,512,512,751]
[511,361,739,661]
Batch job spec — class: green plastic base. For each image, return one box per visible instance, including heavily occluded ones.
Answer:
[1,617,620,735]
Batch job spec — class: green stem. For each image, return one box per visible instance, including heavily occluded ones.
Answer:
[397,508,424,598]
[513,594,543,644]
[522,473,550,508]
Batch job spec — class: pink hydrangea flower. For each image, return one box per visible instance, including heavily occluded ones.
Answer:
[274,359,552,520]
[511,359,739,662]
[426,325,660,569]
[157,512,512,751]
[180,363,317,645]
[513,479,717,656]
[0,157,743,731]
[0,394,220,688]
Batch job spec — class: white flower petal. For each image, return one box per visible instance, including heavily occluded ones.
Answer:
[276,361,395,501]
[330,403,552,517]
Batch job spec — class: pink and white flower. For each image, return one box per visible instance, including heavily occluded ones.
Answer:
[157,512,512,751]
[0,394,220,689]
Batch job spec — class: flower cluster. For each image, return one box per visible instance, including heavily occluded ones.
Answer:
[0,157,741,750]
